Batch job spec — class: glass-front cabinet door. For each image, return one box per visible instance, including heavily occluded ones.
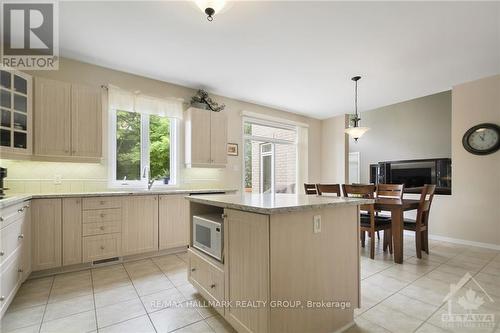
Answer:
[0,68,32,155]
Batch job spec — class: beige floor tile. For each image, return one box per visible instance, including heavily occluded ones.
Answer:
[400,276,450,306]
[381,293,439,321]
[149,304,203,332]
[132,273,175,296]
[48,284,93,303]
[424,269,466,285]
[2,324,40,333]
[379,266,424,283]
[361,303,424,333]
[481,264,500,277]
[1,305,45,332]
[176,252,189,263]
[94,284,138,308]
[427,304,497,333]
[344,316,391,333]
[124,260,161,278]
[95,298,147,328]
[205,315,237,333]
[152,255,186,272]
[9,289,50,311]
[360,280,395,304]
[165,266,189,287]
[98,315,155,333]
[177,284,200,301]
[20,277,54,291]
[414,322,451,333]
[40,310,96,333]
[174,320,215,333]
[363,272,409,293]
[43,294,95,322]
[92,276,132,293]
[140,287,186,313]
[190,295,219,319]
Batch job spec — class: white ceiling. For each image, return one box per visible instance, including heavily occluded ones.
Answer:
[59,1,500,119]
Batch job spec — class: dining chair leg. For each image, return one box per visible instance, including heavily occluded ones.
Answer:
[415,229,422,259]
[370,231,375,259]
[383,230,388,252]
[377,231,380,240]
[388,229,393,254]
[361,231,366,248]
[422,229,429,254]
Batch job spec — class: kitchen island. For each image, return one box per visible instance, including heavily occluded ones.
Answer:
[186,193,372,333]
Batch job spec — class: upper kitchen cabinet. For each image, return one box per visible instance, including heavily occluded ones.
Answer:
[0,69,32,157]
[185,107,227,168]
[34,77,102,162]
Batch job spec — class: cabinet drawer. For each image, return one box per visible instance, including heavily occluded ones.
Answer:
[0,249,22,315]
[0,201,29,229]
[188,250,224,303]
[83,221,121,236]
[83,197,121,210]
[83,233,121,262]
[83,208,121,224]
[0,217,25,267]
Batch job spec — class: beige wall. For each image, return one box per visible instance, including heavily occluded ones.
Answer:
[320,115,349,184]
[429,75,500,247]
[2,58,321,193]
[348,91,452,183]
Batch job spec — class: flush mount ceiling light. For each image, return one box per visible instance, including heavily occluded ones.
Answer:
[345,76,370,142]
[196,0,226,22]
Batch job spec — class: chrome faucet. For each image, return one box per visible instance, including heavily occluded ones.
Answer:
[142,167,155,190]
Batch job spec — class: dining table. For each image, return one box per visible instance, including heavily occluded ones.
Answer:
[373,197,420,264]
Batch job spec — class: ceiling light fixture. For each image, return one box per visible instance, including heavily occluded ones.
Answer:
[345,76,370,142]
[196,0,226,22]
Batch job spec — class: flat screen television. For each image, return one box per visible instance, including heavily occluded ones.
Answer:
[391,167,432,188]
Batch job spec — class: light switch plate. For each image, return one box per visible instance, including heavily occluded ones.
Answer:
[313,215,321,233]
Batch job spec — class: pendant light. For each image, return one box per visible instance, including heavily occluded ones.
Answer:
[345,76,370,142]
[196,0,226,21]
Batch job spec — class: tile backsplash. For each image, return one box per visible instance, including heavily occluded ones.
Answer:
[1,159,230,194]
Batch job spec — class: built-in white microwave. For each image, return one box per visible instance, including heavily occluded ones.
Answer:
[192,214,223,262]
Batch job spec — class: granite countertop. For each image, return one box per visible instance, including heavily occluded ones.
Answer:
[0,188,237,209]
[186,193,374,214]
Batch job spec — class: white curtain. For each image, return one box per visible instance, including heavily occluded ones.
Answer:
[297,126,309,194]
[108,85,183,119]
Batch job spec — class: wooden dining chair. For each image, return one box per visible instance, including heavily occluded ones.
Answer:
[342,184,392,259]
[375,184,404,247]
[404,184,436,258]
[316,184,342,197]
[304,183,318,195]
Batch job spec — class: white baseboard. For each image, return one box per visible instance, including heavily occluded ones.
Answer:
[426,233,500,251]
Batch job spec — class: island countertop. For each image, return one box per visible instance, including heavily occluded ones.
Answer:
[186,193,373,214]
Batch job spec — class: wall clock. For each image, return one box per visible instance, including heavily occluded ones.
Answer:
[462,123,500,155]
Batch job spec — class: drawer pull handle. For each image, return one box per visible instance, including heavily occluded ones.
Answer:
[100,201,105,205]
[100,226,105,230]
[0,217,3,222]
[0,251,4,256]
[23,205,29,209]
[100,246,105,250]
[18,208,24,213]
[18,234,24,240]
[100,213,105,218]
[210,284,216,289]
[191,268,196,272]
[0,296,4,301]
[18,268,23,273]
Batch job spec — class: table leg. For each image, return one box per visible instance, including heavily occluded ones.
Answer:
[391,207,404,264]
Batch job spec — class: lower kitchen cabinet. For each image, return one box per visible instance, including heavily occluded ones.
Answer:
[159,194,189,250]
[62,198,82,266]
[83,233,121,262]
[31,199,62,271]
[122,195,158,256]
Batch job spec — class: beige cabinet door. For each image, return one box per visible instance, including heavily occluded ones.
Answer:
[122,196,158,256]
[31,199,62,271]
[186,108,211,165]
[158,195,189,250]
[210,111,227,165]
[34,77,71,156]
[62,198,82,266]
[71,84,102,158]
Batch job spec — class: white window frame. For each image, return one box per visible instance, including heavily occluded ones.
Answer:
[108,108,178,189]
[259,142,275,193]
[242,116,297,193]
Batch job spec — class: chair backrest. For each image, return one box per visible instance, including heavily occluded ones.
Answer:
[304,183,318,195]
[316,184,341,197]
[417,184,436,226]
[342,184,376,213]
[377,184,404,199]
